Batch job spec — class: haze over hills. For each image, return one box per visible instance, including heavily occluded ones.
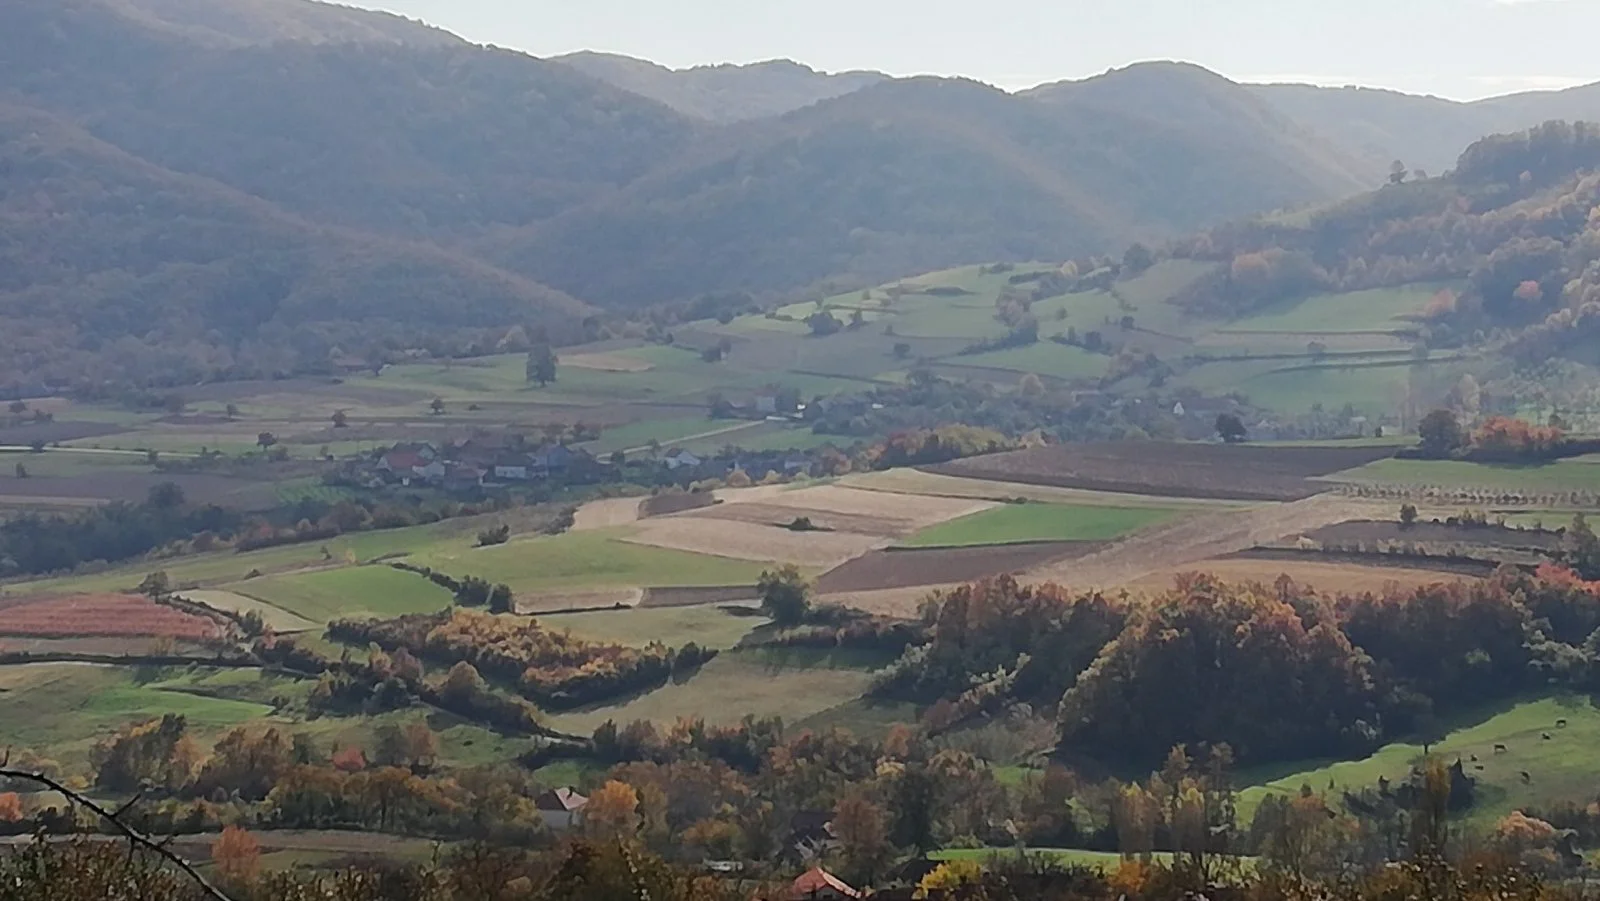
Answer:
[552,52,890,123]
[0,101,591,390]
[8,0,1600,390]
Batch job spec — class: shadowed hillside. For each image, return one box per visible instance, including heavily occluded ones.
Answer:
[0,102,591,390]
[99,0,461,46]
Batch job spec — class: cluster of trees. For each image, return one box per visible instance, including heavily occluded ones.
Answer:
[0,484,238,577]
[1415,409,1592,463]
[327,610,713,710]
[863,424,1019,470]
[868,568,1600,768]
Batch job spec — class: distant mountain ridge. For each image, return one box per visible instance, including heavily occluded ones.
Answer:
[552,52,890,122]
[9,0,1600,392]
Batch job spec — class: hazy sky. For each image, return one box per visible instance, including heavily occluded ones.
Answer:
[348,0,1599,100]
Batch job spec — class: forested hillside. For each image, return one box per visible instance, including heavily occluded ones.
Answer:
[98,0,460,46]
[553,53,890,122]
[0,103,591,391]
[1164,120,1600,372]
[493,74,1376,308]
[0,0,702,235]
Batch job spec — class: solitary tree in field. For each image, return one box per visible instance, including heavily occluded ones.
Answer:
[758,564,811,626]
[256,431,277,450]
[137,571,171,600]
[211,825,261,887]
[430,397,445,416]
[225,403,239,420]
[1418,409,1465,458]
[893,342,912,360]
[1389,160,1409,185]
[1215,413,1248,444]
[1400,504,1419,530]
[331,409,349,429]
[526,343,558,386]
[13,463,26,479]
[6,400,25,415]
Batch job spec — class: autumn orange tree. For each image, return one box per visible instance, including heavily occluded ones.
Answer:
[211,825,261,888]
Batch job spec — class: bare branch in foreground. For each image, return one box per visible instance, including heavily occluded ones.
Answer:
[0,761,234,901]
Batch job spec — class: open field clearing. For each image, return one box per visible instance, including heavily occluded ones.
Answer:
[1240,696,1600,827]
[182,589,320,633]
[838,469,1253,510]
[2,507,568,598]
[548,648,882,734]
[0,636,214,655]
[817,543,1102,593]
[754,484,995,530]
[560,350,655,372]
[514,587,641,614]
[0,664,277,769]
[571,496,643,531]
[1126,557,1480,596]
[817,584,959,619]
[899,502,1180,548]
[934,442,1396,502]
[1329,457,1600,495]
[225,567,454,623]
[537,604,764,650]
[944,343,1108,381]
[621,517,883,569]
[1215,284,1448,334]
[412,529,772,594]
[683,501,917,537]
[0,594,221,639]
[1023,494,1388,589]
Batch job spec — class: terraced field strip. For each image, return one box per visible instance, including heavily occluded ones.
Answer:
[1023,494,1392,590]
[839,469,1252,510]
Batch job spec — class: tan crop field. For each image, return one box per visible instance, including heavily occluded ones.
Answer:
[620,517,882,568]
[754,484,995,529]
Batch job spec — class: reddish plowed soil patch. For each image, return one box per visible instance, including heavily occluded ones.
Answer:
[816,542,1103,594]
[0,594,221,640]
[930,442,1395,502]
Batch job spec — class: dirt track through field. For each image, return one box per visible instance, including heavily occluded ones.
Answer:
[1022,494,1387,590]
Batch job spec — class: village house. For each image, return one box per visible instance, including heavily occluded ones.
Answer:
[533,787,587,831]
[662,448,702,470]
[787,867,860,901]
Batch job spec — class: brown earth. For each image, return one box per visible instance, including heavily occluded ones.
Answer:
[817,541,1104,594]
[930,442,1396,501]
[621,518,883,568]
[685,502,917,538]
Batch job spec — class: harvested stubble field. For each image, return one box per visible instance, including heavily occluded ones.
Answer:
[931,442,1397,502]
[816,542,1103,594]
[620,517,883,569]
[0,594,221,640]
[753,484,993,528]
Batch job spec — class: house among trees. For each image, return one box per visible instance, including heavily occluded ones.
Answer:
[533,787,587,831]
[787,866,860,901]
[662,448,703,470]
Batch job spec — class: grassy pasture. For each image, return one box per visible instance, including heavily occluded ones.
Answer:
[548,647,884,734]
[227,566,454,623]
[1330,457,1600,494]
[946,343,1109,381]
[411,529,771,595]
[1217,284,1450,334]
[1239,696,1600,826]
[900,503,1179,548]
[537,605,766,651]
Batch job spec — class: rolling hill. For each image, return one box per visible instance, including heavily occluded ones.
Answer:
[489,71,1380,308]
[97,0,461,46]
[0,0,703,236]
[0,101,592,390]
[553,53,891,122]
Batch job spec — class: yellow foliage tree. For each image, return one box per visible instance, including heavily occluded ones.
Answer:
[916,859,984,900]
[585,779,640,840]
[211,824,261,886]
